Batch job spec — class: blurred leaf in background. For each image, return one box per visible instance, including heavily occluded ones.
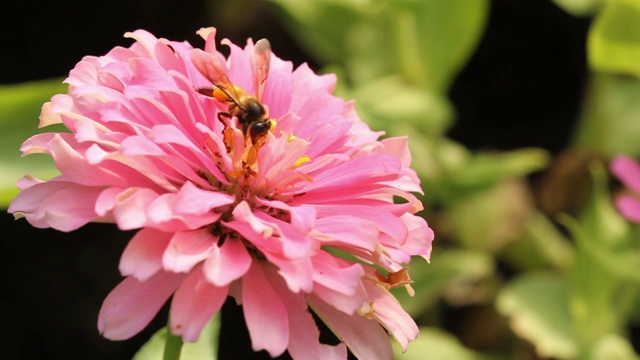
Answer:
[0,79,65,207]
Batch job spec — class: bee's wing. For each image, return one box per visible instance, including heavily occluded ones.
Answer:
[251,39,271,102]
[190,49,240,101]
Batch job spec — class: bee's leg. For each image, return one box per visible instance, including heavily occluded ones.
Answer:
[246,119,276,165]
[217,111,231,125]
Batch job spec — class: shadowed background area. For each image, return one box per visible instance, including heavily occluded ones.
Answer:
[0,0,598,359]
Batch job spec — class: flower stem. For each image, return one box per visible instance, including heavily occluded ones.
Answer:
[163,321,183,360]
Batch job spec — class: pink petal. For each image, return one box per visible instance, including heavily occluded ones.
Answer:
[314,215,379,251]
[262,254,314,293]
[399,213,434,260]
[377,137,412,167]
[203,237,252,286]
[308,294,393,360]
[242,262,289,357]
[312,252,365,296]
[145,191,221,231]
[119,228,172,281]
[162,229,215,273]
[169,264,229,342]
[98,271,185,340]
[172,181,235,214]
[364,281,418,351]
[612,155,640,194]
[112,187,159,230]
[269,273,347,360]
[8,181,103,231]
[616,195,640,223]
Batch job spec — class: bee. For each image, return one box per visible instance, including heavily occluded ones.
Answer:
[195,38,273,144]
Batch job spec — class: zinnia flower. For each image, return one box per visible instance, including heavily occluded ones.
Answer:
[8,28,434,359]
[611,155,640,223]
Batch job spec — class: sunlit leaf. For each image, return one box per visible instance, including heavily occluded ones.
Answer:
[589,334,640,360]
[0,79,66,208]
[133,315,220,360]
[588,0,640,77]
[496,272,578,359]
[552,0,604,16]
[394,327,506,360]
[132,327,168,360]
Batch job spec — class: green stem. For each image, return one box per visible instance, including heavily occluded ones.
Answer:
[163,321,183,360]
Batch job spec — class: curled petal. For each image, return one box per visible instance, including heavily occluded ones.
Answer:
[162,229,216,273]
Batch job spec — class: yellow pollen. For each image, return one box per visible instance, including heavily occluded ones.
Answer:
[291,156,311,169]
[287,133,297,143]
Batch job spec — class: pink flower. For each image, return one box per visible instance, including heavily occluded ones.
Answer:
[611,155,640,223]
[9,28,434,359]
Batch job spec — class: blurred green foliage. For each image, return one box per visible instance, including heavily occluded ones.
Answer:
[4,0,640,358]
[266,0,640,358]
[0,79,65,204]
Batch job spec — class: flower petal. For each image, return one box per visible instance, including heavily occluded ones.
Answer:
[612,155,640,194]
[308,294,393,360]
[169,264,229,342]
[269,272,347,360]
[98,271,185,340]
[119,228,172,281]
[203,237,252,287]
[616,195,640,223]
[242,262,289,357]
[162,229,215,273]
[363,281,418,351]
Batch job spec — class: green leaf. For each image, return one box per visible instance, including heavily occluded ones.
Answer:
[446,179,534,253]
[496,272,578,359]
[394,327,506,360]
[435,147,549,203]
[568,245,620,346]
[181,315,219,359]
[0,79,66,208]
[133,315,220,360]
[501,211,574,272]
[268,0,381,78]
[351,76,454,136]
[396,249,495,315]
[589,334,640,360]
[588,0,640,77]
[269,0,489,91]
[558,162,640,283]
[552,0,603,17]
[556,162,640,346]
[573,73,640,157]
[391,0,490,92]
[133,327,169,360]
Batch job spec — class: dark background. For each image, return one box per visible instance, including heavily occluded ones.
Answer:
[0,0,590,359]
